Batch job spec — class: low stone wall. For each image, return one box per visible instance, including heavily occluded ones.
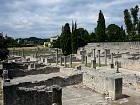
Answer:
[8,66,60,77]
[3,73,82,105]
[16,85,62,105]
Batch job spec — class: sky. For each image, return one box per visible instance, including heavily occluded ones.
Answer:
[0,0,140,38]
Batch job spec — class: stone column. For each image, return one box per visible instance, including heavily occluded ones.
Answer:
[60,54,63,66]
[98,50,101,67]
[70,54,72,67]
[111,53,114,68]
[18,50,20,56]
[45,58,48,65]
[0,63,3,70]
[56,49,58,65]
[93,49,96,60]
[3,70,8,80]
[116,61,119,73]
[85,55,87,66]
[91,58,96,69]
[64,56,66,67]
[105,49,107,65]
[81,55,84,64]
[22,49,24,57]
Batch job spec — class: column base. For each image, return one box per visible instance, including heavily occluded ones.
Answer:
[111,64,114,69]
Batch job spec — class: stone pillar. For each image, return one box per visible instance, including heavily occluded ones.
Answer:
[18,50,20,56]
[93,49,96,60]
[64,56,66,67]
[98,50,101,67]
[116,61,119,73]
[3,70,8,80]
[105,49,107,65]
[0,63,3,70]
[111,53,114,68]
[70,54,72,67]
[60,54,63,66]
[52,85,62,105]
[22,49,24,57]
[81,55,84,64]
[91,58,96,69]
[85,55,87,66]
[56,49,58,65]
[45,58,48,65]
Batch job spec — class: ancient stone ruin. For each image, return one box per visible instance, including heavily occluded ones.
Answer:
[2,42,140,105]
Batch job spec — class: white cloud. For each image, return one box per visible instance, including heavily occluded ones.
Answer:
[0,0,140,38]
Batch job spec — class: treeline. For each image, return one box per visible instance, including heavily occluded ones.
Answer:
[5,36,49,47]
[52,5,140,55]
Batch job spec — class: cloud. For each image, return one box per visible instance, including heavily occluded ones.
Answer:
[0,0,140,38]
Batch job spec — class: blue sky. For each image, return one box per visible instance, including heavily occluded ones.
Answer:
[0,0,140,38]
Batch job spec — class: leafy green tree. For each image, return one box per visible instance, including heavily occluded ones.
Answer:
[120,26,127,41]
[60,23,72,56]
[77,28,89,47]
[95,10,106,42]
[106,24,126,42]
[89,32,96,42]
[51,36,61,48]
[0,33,9,61]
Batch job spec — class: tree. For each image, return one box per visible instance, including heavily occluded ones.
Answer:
[124,9,134,40]
[71,21,78,54]
[77,28,89,47]
[138,19,140,36]
[95,10,106,42]
[106,24,126,42]
[130,5,139,29]
[0,33,9,61]
[60,23,72,56]
[89,32,96,42]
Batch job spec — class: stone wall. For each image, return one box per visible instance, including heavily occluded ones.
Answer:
[83,72,122,100]
[16,85,62,105]
[3,73,82,105]
[8,66,60,77]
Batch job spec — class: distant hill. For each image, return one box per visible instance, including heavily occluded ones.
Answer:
[16,37,50,45]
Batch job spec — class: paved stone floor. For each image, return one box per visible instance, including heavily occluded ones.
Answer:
[62,85,140,105]
[63,85,108,105]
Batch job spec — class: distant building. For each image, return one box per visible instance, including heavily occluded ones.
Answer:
[50,36,58,43]
[43,42,51,47]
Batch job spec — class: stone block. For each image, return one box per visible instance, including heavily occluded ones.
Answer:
[106,77,122,100]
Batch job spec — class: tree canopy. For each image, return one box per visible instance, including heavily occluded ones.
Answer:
[0,33,9,61]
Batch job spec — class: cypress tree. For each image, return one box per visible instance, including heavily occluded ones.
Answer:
[95,10,106,42]
[138,19,140,36]
[124,9,134,40]
[60,23,72,56]
[130,5,139,29]
[71,21,78,54]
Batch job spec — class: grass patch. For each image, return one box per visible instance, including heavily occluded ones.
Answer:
[66,63,81,68]
[86,63,107,68]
